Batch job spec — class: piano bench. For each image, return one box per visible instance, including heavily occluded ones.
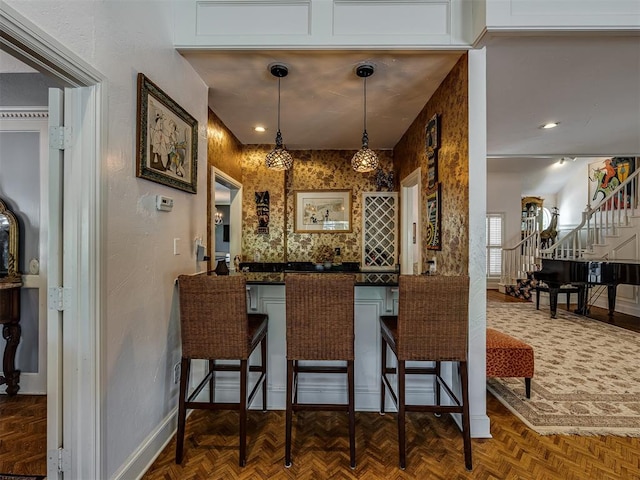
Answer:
[486,328,534,399]
[535,284,580,311]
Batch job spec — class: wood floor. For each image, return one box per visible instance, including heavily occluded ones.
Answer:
[1,291,639,478]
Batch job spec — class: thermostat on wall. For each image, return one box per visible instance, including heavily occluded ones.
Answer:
[156,195,174,212]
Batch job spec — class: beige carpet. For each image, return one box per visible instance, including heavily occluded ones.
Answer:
[486,300,640,436]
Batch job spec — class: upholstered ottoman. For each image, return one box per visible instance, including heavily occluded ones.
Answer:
[486,328,535,398]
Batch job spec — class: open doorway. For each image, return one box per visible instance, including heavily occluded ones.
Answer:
[400,168,422,274]
[210,167,242,272]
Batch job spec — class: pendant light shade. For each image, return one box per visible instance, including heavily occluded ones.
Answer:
[352,64,379,173]
[265,64,293,171]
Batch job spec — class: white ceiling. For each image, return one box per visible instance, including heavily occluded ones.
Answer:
[3,34,638,197]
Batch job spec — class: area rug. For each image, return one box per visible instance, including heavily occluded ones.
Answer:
[486,300,640,436]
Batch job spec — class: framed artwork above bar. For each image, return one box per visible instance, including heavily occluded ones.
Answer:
[294,190,352,233]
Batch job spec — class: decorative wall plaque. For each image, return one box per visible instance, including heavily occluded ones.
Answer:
[255,191,270,234]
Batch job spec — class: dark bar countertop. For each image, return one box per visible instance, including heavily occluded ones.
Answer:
[224,262,399,286]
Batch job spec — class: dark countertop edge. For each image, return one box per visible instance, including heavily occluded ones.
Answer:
[236,271,398,287]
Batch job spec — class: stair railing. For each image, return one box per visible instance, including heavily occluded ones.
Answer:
[501,229,540,286]
[540,168,640,260]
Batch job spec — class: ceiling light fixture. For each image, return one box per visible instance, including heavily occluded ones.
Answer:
[542,122,560,129]
[351,64,379,173]
[214,210,223,225]
[254,126,266,132]
[265,63,293,171]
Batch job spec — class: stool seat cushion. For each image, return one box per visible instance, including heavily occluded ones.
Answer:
[486,328,534,378]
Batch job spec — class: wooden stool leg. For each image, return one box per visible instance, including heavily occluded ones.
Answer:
[398,360,406,470]
[380,336,387,414]
[348,360,356,468]
[285,359,294,467]
[536,288,541,310]
[525,377,531,398]
[239,359,248,467]
[175,358,190,464]
[460,362,473,471]
[261,335,268,411]
[209,359,215,403]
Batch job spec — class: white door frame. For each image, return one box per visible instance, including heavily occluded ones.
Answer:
[400,168,422,274]
[1,4,105,478]
[212,167,243,269]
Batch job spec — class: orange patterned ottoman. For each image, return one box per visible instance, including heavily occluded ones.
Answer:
[486,328,534,398]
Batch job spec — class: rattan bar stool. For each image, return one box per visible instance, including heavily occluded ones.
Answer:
[380,274,472,470]
[176,274,268,466]
[284,273,356,468]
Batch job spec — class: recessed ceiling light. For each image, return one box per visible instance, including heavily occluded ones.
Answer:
[541,122,560,129]
[254,126,266,132]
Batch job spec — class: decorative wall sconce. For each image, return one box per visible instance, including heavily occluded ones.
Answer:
[214,210,223,225]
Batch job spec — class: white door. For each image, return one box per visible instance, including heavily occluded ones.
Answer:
[401,168,422,274]
[47,88,64,480]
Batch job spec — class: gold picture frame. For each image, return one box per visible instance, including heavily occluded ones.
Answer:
[136,73,198,193]
[294,190,352,233]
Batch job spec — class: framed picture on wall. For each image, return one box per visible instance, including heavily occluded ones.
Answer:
[294,190,352,233]
[136,73,198,193]
[425,183,441,250]
[588,157,637,209]
[426,113,440,190]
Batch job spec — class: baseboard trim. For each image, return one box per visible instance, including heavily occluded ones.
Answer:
[112,406,178,480]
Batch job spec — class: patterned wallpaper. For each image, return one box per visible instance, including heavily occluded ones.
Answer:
[240,145,287,262]
[239,148,394,263]
[393,54,469,276]
[285,150,394,263]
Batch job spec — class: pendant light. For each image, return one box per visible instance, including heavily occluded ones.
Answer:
[265,63,293,171]
[351,64,379,173]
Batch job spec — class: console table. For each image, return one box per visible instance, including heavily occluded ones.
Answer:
[0,282,21,395]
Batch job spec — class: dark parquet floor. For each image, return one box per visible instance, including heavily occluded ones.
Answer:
[1,291,639,478]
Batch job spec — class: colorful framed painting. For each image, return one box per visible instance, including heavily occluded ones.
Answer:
[425,183,441,250]
[294,190,352,233]
[136,73,198,193]
[588,157,637,209]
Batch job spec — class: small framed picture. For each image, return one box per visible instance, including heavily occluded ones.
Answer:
[426,113,440,151]
[136,73,198,193]
[294,190,352,233]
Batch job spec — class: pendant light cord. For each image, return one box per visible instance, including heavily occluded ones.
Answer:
[277,77,282,133]
[363,76,367,133]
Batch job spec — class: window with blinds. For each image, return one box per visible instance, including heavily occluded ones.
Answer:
[486,213,504,278]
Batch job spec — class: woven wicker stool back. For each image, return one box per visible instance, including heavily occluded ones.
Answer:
[396,274,469,361]
[285,273,355,361]
[178,274,249,359]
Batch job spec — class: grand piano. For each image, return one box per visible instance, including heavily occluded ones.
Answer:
[533,258,640,318]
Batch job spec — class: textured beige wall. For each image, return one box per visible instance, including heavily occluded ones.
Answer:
[240,148,394,263]
[394,54,469,275]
